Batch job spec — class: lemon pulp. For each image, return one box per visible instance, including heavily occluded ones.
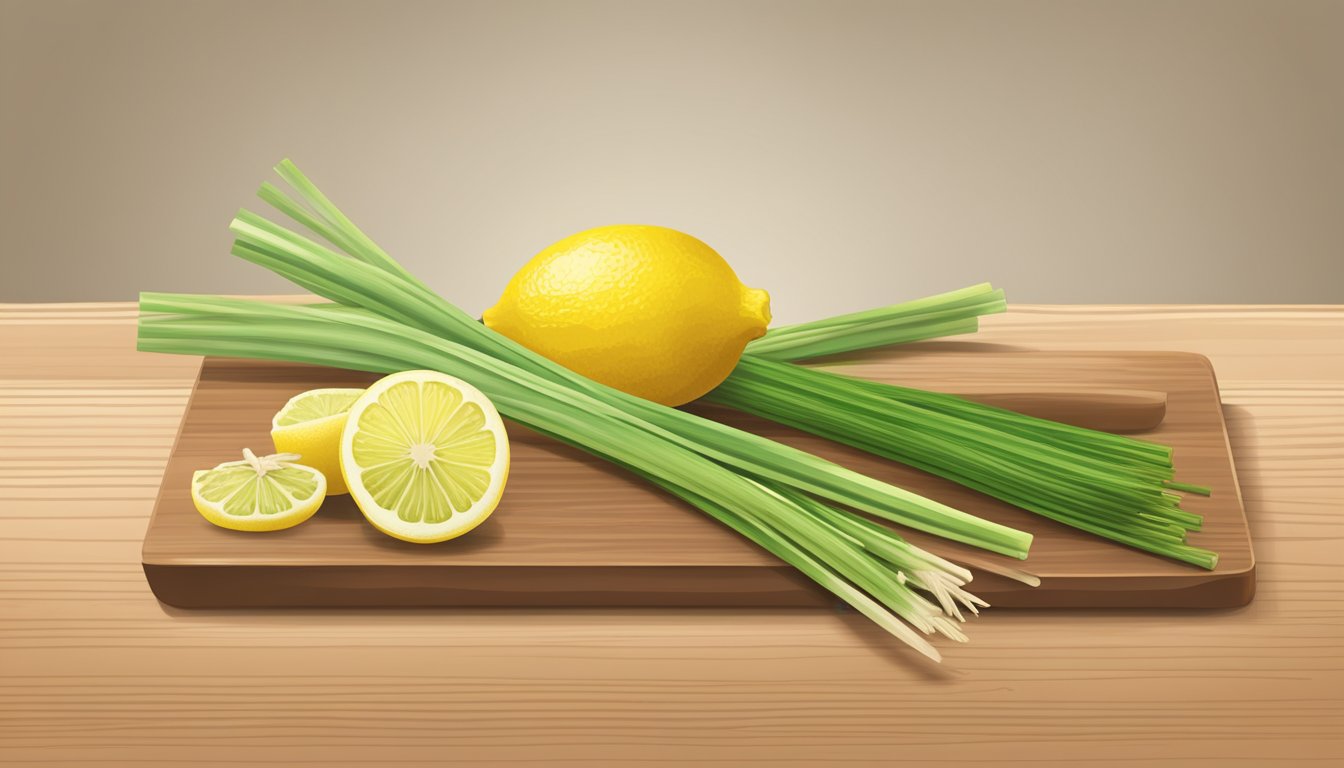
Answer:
[191,449,326,532]
[340,370,510,543]
[271,387,364,494]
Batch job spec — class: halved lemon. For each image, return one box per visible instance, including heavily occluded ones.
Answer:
[191,449,326,532]
[340,370,510,544]
[271,388,365,495]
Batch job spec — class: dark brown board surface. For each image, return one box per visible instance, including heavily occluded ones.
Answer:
[142,349,1253,609]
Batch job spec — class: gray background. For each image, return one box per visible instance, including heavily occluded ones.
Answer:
[3,0,1341,318]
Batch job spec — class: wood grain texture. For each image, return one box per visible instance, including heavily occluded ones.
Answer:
[1,302,1340,766]
[140,353,1247,609]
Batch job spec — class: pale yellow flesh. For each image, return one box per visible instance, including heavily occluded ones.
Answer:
[191,453,326,532]
[340,371,509,544]
[273,389,364,427]
[271,388,365,495]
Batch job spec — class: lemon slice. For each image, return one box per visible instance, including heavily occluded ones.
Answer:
[340,370,510,543]
[191,449,326,532]
[271,388,365,495]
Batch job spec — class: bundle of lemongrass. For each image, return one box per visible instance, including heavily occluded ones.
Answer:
[719,351,1218,569]
[138,159,1218,658]
[139,161,1031,661]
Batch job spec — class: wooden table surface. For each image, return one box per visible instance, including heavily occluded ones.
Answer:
[1,303,1340,766]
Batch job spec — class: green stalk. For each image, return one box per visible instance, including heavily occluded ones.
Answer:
[747,283,1007,361]
[813,373,1176,468]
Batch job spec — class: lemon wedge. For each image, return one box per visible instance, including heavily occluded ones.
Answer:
[271,388,364,494]
[191,449,326,532]
[340,370,510,544]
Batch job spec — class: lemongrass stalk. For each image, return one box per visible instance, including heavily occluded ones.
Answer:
[747,284,1007,361]
[765,283,1003,335]
[1163,480,1213,496]
[750,318,979,360]
[803,371,1176,468]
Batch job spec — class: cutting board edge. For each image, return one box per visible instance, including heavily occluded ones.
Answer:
[1198,347,1259,576]
[141,560,1256,610]
[141,562,834,609]
[141,354,206,565]
[1172,347,1257,577]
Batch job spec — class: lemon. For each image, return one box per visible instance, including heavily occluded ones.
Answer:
[271,388,364,495]
[482,224,771,406]
[339,370,510,544]
[191,449,326,532]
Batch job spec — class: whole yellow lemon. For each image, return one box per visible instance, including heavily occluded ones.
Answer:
[483,225,770,406]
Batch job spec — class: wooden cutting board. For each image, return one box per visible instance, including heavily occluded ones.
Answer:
[142,349,1254,609]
